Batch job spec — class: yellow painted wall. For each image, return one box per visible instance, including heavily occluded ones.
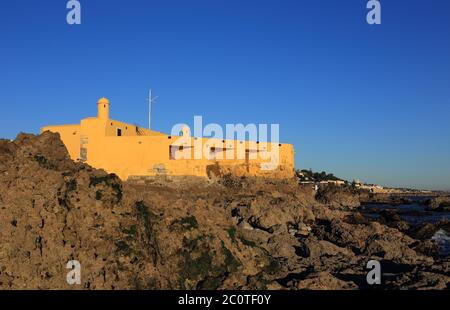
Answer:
[41,98,295,180]
[40,124,81,160]
[105,119,166,137]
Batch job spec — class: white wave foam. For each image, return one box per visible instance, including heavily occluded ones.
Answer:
[432,229,450,244]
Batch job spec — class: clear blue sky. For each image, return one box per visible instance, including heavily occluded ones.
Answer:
[1,0,449,190]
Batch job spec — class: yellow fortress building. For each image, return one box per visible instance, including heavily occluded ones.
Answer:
[41,98,295,180]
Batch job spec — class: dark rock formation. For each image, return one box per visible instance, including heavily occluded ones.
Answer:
[315,185,361,210]
[426,196,450,211]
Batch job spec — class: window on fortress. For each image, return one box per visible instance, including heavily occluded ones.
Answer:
[170,145,184,160]
[210,147,217,160]
[117,128,122,137]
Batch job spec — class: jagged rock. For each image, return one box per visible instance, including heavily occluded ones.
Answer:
[344,212,370,225]
[0,132,449,290]
[426,196,450,211]
[0,132,147,289]
[412,240,440,258]
[364,238,431,265]
[409,223,439,240]
[391,271,449,290]
[377,209,411,232]
[296,272,358,290]
[360,193,412,205]
[315,185,361,209]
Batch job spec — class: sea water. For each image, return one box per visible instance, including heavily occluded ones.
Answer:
[361,197,450,256]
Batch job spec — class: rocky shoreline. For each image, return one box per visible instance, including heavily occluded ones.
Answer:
[0,132,449,290]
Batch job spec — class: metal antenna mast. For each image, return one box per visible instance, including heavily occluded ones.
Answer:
[147,89,158,130]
